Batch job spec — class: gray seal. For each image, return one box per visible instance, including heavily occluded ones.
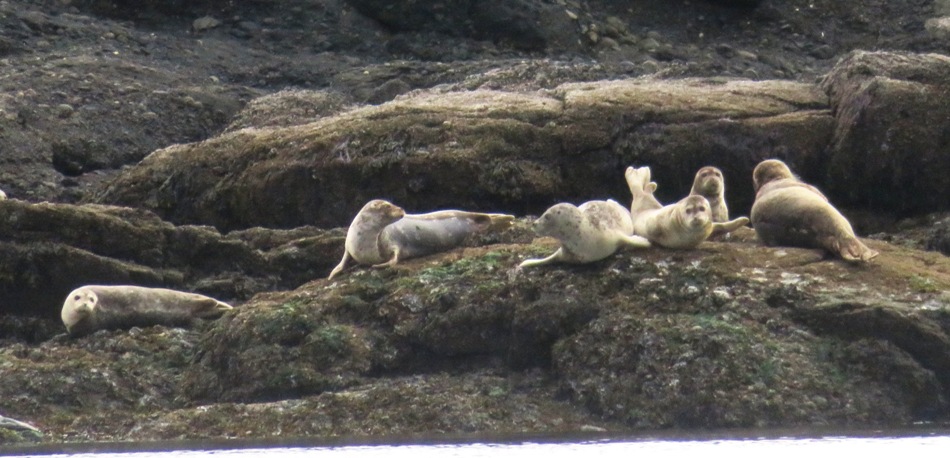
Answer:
[329,199,515,279]
[61,285,233,337]
[750,159,879,262]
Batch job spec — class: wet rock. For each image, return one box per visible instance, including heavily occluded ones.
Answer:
[926,216,950,255]
[344,0,583,52]
[821,51,950,216]
[94,78,829,230]
[0,199,344,327]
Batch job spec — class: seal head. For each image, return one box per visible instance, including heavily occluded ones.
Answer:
[689,166,728,222]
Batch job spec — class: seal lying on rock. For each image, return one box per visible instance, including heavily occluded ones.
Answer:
[751,159,879,262]
[328,199,515,279]
[519,199,651,268]
[61,285,233,337]
[626,165,749,249]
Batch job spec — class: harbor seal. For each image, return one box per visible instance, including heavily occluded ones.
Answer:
[328,199,515,279]
[0,188,6,200]
[689,166,729,222]
[750,159,879,262]
[519,199,651,268]
[61,285,233,337]
[626,165,749,249]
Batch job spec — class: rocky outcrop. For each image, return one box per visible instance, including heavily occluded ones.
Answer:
[821,51,950,215]
[2,224,948,443]
[0,199,343,336]
[91,51,950,234]
[92,78,831,231]
[345,0,583,52]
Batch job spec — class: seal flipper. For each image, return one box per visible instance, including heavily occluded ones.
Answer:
[373,246,401,268]
[519,248,564,268]
[711,216,750,236]
[618,233,652,249]
[327,250,351,280]
[831,236,879,263]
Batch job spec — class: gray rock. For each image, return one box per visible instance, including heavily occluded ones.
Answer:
[821,51,950,215]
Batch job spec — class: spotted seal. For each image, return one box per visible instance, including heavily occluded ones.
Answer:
[626,165,749,248]
[328,199,515,279]
[689,166,730,222]
[519,199,651,268]
[61,285,233,337]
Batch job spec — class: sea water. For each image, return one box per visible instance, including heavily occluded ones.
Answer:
[4,428,950,457]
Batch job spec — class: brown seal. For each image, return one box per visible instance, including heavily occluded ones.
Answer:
[328,199,515,279]
[61,285,233,337]
[750,159,878,262]
[626,165,748,249]
[519,199,651,268]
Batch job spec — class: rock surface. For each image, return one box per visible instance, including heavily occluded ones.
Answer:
[92,78,830,231]
[2,0,950,449]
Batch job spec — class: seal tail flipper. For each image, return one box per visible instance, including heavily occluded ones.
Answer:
[519,248,563,268]
[626,166,664,214]
[328,251,351,280]
[213,301,233,313]
[624,166,652,195]
[619,233,652,249]
[193,297,233,318]
[834,237,880,262]
[710,216,750,236]
[483,213,516,231]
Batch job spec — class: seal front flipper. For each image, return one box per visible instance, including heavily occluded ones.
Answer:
[618,233,652,248]
[710,216,750,236]
[519,248,564,268]
[372,246,401,269]
[328,250,351,280]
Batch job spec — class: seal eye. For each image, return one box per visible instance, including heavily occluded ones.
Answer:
[73,295,81,301]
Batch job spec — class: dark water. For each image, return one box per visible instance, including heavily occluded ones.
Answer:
[5,428,950,457]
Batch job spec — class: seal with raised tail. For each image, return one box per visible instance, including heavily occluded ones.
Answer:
[625,165,749,249]
[750,159,878,262]
[328,199,515,279]
[61,285,233,337]
[519,199,650,268]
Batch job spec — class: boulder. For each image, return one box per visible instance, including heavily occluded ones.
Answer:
[93,78,831,231]
[344,0,583,52]
[821,51,950,215]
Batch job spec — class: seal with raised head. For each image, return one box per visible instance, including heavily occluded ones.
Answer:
[61,285,233,337]
[689,166,729,222]
[750,159,879,262]
[519,199,651,268]
[0,188,7,200]
[328,199,515,279]
[626,165,749,249]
